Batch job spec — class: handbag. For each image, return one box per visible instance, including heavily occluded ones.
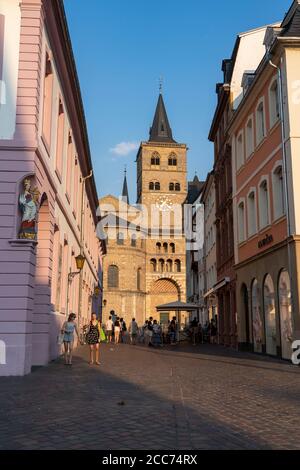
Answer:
[100,327,106,342]
[57,332,64,345]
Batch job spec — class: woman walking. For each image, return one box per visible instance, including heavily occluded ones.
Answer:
[61,313,80,366]
[114,317,121,344]
[86,312,101,365]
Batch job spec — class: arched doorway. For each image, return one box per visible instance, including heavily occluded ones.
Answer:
[263,274,277,356]
[278,269,293,360]
[33,194,52,366]
[251,279,263,353]
[241,284,250,346]
[149,278,180,323]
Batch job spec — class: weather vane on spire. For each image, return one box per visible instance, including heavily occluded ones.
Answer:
[159,76,163,94]
[124,164,127,175]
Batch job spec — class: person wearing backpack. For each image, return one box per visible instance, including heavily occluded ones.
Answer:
[120,317,127,343]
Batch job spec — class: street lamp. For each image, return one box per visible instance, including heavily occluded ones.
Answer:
[75,253,86,271]
[94,285,101,297]
[66,253,86,318]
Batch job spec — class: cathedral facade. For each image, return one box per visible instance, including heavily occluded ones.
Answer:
[100,94,188,326]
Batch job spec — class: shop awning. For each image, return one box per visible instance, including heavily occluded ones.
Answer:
[204,277,230,298]
[156,300,201,312]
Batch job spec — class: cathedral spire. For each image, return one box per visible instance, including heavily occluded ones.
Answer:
[149,93,176,143]
[121,166,129,204]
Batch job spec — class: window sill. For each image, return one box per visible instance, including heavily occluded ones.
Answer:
[255,136,267,152]
[273,214,286,225]
[258,224,272,234]
[9,238,38,248]
[269,118,280,135]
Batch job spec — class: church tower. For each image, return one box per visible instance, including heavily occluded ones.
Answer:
[136,93,187,322]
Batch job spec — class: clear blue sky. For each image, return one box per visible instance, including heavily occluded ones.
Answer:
[64,0,291,201]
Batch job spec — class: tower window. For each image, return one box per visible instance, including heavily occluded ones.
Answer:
[168,153,177,166]
[151,152,160,166]
[117,232,124,245]
[169,182,174,191]
[175,183,181,192]
[108,265,119,288]
[149,181,160,191]
[175,259,181,272]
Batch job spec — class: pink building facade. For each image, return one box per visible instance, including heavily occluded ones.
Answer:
[231,1,300,359]
[0,0,103,376]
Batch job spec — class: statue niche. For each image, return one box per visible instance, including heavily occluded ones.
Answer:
[18,177,40,240]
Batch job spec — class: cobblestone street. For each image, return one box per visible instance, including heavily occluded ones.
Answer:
[1,344,300,450]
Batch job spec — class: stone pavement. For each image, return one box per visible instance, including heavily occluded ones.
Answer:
[0,343,300,450]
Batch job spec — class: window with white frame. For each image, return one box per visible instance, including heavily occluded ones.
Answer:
[272,165,285,219]
[256,101,266,145]
[238,201,245,243]
[259,179,270,228]
[236,131,244,170]
[269,79,280,128]
[246,118,254,158]
[247,191,257,237]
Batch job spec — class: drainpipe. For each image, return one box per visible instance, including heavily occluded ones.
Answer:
[78,170,93,330]
[268,55,294,328]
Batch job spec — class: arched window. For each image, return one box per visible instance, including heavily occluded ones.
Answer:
[263,274,277,356]
[236,131,244,170]
[149,182,154,191]
[168,153,177,166]
[137,268,142,291]
[169,182,175,191]
[117,232,124,245]
[166,259,173,272]
[108,265,119,288]
[150,258,157,272]
[256,101,265,144]
[42,52,53,146]
[251,278,263,352]
[246,118,254,158]
[247,191,257,237]
[159,259,164,272]
[175,183,181,192]
[278,269,293,359]
[272,166,285,219]
[154,182,160,191]
[259,179,269,229]
[175,259,181,272]
[238,201,245,243]
[163,242,168,253]
[151,152,160,166]
[156,242,161,254]
[269,79,280,128]
[170,243,175,253]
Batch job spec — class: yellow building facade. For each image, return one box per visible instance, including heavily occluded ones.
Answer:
[101,94,187,326]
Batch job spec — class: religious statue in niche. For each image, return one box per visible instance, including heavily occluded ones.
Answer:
[18,178,40,240]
